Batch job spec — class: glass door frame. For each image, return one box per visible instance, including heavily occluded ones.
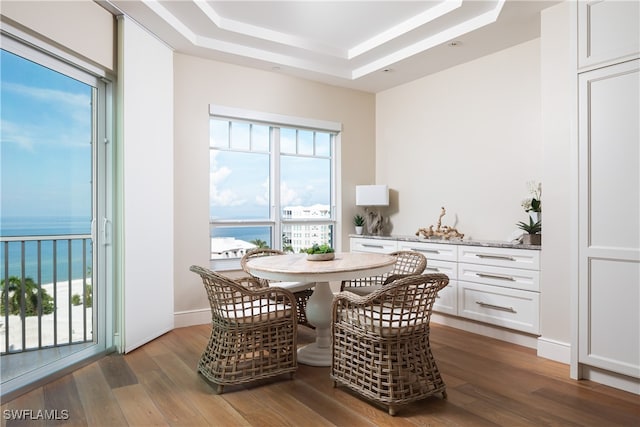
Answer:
[0,30,115,399]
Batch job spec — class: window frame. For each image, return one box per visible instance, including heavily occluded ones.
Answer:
[209,105,342,271]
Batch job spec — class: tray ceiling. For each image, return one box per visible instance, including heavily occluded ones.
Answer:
[103,0,559,92]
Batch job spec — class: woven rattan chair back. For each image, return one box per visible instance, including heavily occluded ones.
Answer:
[189,265,297,394]
[340,250,427,293]
[331,273,449,416]
[241,248,314,327]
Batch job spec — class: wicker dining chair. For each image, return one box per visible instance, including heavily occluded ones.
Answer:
[241,248,315,327]
[340,250,427,296]
[331,273,449,416]
[189,265,298,394]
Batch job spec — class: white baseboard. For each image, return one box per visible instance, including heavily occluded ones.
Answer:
[174,308,210,328]
[581,365,640,395]
[537,336,571,364]
[431,313,539,349]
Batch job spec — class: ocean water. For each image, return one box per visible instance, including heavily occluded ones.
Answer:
[1,217,92,285]
[211,226,272,246]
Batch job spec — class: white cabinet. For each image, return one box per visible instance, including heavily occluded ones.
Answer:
[577,59,640,379]
[397,240,458,315]
[578,0,640,69]
[457,246,540,335]
[350,237,397,253]
[574,1,640,390]
[350,237,541,332]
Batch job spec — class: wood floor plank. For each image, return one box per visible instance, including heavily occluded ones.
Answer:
[1,386,45,427]
[42,374,88,426]
[98,354,138,390]
[3,322,638,426]
[72,362,128,426]
[111,384,169,426]
[148,349,251,426]
[134,366,210,426]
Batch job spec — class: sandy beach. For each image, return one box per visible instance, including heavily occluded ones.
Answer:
[0,278,93,353]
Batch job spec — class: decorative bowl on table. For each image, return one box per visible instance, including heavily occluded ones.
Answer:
[307,252,335,261]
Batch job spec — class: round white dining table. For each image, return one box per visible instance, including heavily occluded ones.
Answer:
[245,251,395,367]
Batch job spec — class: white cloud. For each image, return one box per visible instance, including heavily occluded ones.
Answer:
[280,181,301,206]
[255,178,270,205]
[209,152,245,206]
[0,119,35,150]
[1,83,92,150]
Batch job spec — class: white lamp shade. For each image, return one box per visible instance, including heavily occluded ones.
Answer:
[356,185,389,206]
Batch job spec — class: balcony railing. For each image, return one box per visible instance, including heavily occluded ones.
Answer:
[1,235,93,355]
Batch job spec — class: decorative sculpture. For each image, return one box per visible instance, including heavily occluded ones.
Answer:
[366,209,384,235]
[416,207,464,240]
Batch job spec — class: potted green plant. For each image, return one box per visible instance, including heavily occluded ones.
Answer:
[353,214,365,235]
[516,217,542,245]
[303,243,335,261]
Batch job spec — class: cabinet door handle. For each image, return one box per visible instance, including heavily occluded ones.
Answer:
[425,267,440,272]
[476,272,515,281]
[476,254,515,261]
[475,301,516,313]
[362,244,385,249]
[411,248,439,254]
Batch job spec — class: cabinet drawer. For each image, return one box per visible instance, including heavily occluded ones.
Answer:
[458,263,539,292]
[458,246,540,270]
[397,240,457,262]
[433,280,457,315]
[350,237,397,254]
[458,282,540,334]
[423,259,457,280]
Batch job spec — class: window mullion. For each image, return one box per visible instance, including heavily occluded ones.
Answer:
[272,127,281,250]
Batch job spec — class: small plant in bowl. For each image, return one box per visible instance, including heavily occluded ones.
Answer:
[303,243,335,261]
[516,217,542,245]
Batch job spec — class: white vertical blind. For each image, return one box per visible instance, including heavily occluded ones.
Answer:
[119,16,174,352]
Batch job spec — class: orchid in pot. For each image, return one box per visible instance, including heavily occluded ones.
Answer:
[521,181,542,222]
[518,181,542,245]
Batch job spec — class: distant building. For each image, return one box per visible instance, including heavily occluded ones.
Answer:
[282,204,332,253]
[211,204,332,258]
[210,237,256,259]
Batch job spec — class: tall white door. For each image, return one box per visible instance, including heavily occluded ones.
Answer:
[577,59,640,379]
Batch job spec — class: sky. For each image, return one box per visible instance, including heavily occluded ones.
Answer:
[1,49,92,221]
[209,122,332,221]
[0,47,331,226]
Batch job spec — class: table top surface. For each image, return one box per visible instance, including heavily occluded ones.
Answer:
[245,252,396,282]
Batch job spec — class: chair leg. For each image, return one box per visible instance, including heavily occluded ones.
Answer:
[388,406,397,416]
[442,390,448,399]
[216,384,224,394]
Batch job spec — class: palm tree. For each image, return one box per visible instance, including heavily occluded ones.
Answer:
[0,276,54,316]
[250,239,269,248]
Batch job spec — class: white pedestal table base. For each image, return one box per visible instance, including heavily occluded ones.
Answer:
[297,281,333,366]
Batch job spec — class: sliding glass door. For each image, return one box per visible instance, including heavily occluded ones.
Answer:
[0,34,112,397]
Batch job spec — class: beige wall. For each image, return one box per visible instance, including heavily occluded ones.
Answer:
[173,53,375,318]
[376,39,542,241]
[1,0,115,72]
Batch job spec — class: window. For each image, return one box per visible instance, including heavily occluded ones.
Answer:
[209,107,340,267]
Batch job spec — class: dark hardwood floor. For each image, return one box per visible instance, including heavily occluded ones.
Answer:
[2,323,638,426]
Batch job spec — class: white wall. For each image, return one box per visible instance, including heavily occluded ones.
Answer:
[539,1,572,360]
[173,54,375,325]
[376,39,542,241]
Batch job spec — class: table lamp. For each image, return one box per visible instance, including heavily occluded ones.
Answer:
[356,185,389,235]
